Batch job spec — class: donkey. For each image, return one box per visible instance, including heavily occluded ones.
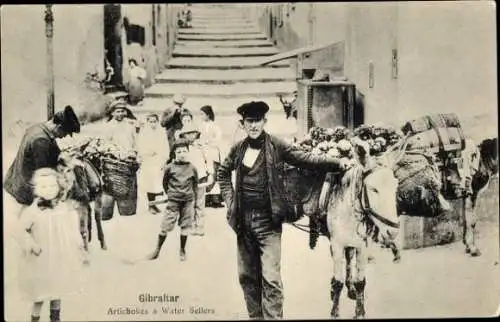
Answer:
[58,156,107,251]
[459,137,498,256]
[323,139,403,319]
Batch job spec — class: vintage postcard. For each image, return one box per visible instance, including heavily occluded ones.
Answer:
[2,2,498,321]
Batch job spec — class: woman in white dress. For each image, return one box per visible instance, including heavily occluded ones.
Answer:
[137,113,170,214]
[199,105,224,207]
[126,58,147,106]
[18,168,87,322]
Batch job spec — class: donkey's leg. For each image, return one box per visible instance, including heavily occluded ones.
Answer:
[87,204,92,243]
[353,247,367,319]
[95,210,107,250]
[463,197,480,256]
[330,242,345,318]
[78,203,89,252]
[93,198,107,250]
[344,247,357,300]
[389,241,401,263]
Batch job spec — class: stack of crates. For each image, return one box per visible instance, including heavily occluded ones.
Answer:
[399,199,464,249]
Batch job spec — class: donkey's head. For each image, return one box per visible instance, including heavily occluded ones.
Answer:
[479,137,498,177]
[352,137,403,242]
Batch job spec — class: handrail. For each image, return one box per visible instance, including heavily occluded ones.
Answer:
[258,41,343,66]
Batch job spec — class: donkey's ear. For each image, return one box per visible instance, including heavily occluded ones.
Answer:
[351,138,371,167]
[386,136,410,168]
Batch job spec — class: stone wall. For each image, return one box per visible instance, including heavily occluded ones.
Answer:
[1,5,106,135]
[259,2,497,140]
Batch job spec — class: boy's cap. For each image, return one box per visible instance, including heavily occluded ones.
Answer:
[173,138,190,150]
[178,124,201,139]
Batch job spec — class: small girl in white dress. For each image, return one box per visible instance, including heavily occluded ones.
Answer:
[19,168,88,322]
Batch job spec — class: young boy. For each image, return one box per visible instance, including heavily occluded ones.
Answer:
[178,124,214,236]
[147,139,198,262]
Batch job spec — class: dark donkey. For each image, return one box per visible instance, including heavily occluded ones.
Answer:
[59,156,107,251]
[459,137,498,256]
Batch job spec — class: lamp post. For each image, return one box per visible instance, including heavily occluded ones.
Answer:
[45,4,55,120]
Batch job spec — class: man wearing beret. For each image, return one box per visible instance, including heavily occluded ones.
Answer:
[4,105,81,216]
[217,101,350,319]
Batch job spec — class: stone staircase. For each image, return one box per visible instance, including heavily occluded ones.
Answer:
[141,4,296,115]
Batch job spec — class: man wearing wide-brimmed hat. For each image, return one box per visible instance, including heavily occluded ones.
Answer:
[218,101,350,319]
[4,105,81,213]
[161,94,191,151]
[4,105,81,282]
[95,99,139,221]
[178,123,214,236]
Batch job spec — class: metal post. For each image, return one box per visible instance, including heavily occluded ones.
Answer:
[45,4,55,120]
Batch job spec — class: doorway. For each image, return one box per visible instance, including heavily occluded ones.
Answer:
[104,4,124,92]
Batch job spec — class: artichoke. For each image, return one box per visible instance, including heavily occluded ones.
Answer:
[337,139,352,152]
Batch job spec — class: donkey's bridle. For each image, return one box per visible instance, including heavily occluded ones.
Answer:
[360,169,400,229]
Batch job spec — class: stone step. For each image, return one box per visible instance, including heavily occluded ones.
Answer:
[190,13,248,17]
[133,96,290,116]
[155,68,296,84]
[175,39,274,48]
[177,28,262,35]
[178,34,267,41]
[145,81,296,98]
[189,18,251,24]
[189,13,247,17]
[166,57,290,70]
[190,23,258,29]
[172,46,278,58]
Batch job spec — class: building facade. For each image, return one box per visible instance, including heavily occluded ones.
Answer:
[258,2,497,140]
[1,4,181,136]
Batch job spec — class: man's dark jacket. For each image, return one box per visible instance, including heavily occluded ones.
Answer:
[217,132,343,232]
[4,124,61,205]
[160,106,188,151]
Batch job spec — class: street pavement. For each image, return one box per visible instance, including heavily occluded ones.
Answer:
[3,104,499,320]
[3,78,499,321]
[4,183,499,321]
[3,3,499,319]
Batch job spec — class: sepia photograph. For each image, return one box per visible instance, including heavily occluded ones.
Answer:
[2,2,498,321]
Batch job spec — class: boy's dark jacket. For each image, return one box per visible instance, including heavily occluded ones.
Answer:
[217,132,343,233]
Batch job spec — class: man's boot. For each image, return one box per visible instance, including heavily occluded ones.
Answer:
[330,278,344,318]
[147,234,166,260]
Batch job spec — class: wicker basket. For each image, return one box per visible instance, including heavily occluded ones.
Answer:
[101,157,139,198]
